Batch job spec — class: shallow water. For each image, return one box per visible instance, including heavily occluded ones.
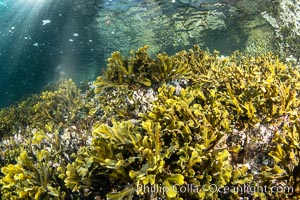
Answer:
[0,0,285,108]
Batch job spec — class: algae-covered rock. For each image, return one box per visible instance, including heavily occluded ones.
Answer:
[262,0,300,64]
[1,46,300,199]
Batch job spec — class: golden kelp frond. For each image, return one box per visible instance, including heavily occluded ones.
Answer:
[0,150,67,200]
[0,94,39,137]
[33,79,83,125]
[95,45,194,88]
[0,79,95,199]
[1,46,300,199]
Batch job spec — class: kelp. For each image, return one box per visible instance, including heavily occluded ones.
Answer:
[94,45,193,88]
[1,46,300,199]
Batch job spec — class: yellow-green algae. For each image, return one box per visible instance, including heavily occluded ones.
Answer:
[1,46,300,199]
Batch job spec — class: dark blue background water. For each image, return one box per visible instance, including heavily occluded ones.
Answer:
[0,0,102,107]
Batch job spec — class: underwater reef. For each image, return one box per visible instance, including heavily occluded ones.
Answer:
[1,46,300,199]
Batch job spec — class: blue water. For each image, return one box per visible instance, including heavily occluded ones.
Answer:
[0,0,99,107]
[0,0,263,108]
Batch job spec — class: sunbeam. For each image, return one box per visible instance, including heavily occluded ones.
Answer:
[1,0,58,74]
